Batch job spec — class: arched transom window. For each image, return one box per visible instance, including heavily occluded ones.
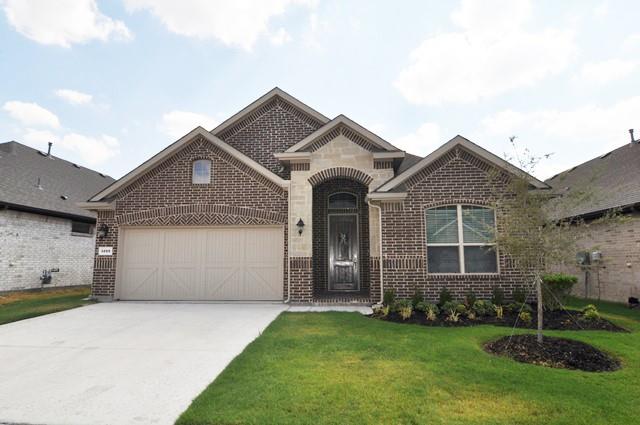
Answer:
[425,205,497,274]
[328,192,357,209]
[192,159,211,184]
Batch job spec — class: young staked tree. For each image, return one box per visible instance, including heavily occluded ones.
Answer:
[489,137,603,344]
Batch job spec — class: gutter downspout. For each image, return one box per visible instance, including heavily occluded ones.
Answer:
[368,198,384,305]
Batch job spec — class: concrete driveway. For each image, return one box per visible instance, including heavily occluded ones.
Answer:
[0,302,287,425]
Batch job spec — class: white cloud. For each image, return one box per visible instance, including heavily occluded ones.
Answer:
[574,59,638,84]
[593,2,609,18]
[394,122,443,156]
[479,96,640,178]
[55,89,93,105]
[3,101,60,128]
[21,128,59,147]
[161,110,219,138]
[57,133,120,166]
[269,27,292,46]
[1,0,132,47]
[124,0,314,50]
[394,0,576,105]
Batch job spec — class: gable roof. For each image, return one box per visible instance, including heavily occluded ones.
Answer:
[211,87,329,136]
[87,127,289,203]
[285,115,401,153]
[0,141,114,220]
[375,135,549,192]
[545,141,640,219]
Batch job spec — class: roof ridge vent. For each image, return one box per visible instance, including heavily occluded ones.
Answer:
[60,195,69,200]
[72,163,80,168]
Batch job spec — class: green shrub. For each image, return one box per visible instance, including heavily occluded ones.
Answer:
[464,290,477,308]
[383,289,396,307]
[411,290,424,308]
[506,302,532,314]
[491,286,505,306]
[518,311,532,324]
[438,287,453,306]
[494,304,504,319]
[443,302,463,322]
[394,300,413,320]
[513,287,527,304]
[424,303,439,321]
[373,304,389,317]
[542,273,578,311]
[414,301,428,313]
[466,309,477,320]
[581,304,600,321]
[472,300,495,317]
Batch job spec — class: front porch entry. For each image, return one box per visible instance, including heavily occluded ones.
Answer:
[312,178,371,302]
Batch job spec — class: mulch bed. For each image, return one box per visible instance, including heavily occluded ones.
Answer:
[375,308,627,332]
[484,334,621,372]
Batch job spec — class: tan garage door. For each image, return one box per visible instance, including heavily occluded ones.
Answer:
[118,227,284,301]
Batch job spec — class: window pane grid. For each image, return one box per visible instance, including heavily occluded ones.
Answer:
[426,204,497,274]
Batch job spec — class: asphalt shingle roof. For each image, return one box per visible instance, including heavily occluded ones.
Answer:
[0,141,115,220]
[545,141,640,219]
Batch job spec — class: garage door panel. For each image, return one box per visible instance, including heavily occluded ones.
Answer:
[119,227,283,301]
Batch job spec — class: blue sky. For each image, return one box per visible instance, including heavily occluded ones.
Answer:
[1,0,639,179]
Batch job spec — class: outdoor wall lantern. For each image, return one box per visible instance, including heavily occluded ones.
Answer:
[296,218,305,235]
[97,223,109,239]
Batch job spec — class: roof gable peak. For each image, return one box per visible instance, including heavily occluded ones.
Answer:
[285,115,401,153]
[211,87,329,138]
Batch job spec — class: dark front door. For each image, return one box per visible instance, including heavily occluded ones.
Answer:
[328,214,359,291]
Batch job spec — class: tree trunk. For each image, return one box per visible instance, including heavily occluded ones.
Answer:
[536,274,543,344]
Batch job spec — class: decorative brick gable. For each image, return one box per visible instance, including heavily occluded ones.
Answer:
[216,97,323,178]
[379,146,531,301]
[91,136,288,299]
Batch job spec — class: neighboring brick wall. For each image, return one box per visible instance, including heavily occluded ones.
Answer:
[554,212,640,303]
[0,209,94,291]
[379,147,531,301]
[312,178,370,296]
[91,136,288,299]
[216,97,323,178]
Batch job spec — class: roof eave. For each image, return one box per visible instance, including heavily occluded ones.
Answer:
[377,135,549,192]
[89,127,289,202]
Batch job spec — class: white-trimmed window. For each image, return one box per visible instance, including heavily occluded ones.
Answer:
[425,205,497,274]
[192,160,211,184]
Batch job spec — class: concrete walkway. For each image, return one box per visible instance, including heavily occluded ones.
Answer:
[0,302,287,425]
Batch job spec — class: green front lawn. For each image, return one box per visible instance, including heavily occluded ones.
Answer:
[178,299,639,425]
[0,286,93,325]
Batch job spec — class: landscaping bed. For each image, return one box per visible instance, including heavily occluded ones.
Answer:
[377,307,627,332]
[485,334,621,372]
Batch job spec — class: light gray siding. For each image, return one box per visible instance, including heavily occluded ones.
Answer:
[0,209,94,291]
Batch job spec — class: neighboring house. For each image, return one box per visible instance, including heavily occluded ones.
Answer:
[81,88,548,304]
[0,141,115,291]
[545,134,640,303]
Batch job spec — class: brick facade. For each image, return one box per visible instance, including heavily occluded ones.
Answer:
[216,96,323,178]
[1,209,95,291]
[87,91,536,305]
[554,212,640,302]
[379,147,531,302]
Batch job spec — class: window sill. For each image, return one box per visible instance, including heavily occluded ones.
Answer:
[71,232,94,238]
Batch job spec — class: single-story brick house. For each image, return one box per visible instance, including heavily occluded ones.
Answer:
[546,133,640,303]
[0,141,114,291]
[81,88,547,303]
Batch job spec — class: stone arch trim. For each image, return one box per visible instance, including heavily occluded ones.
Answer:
[308,167,373,187]
[116,204,287,226]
